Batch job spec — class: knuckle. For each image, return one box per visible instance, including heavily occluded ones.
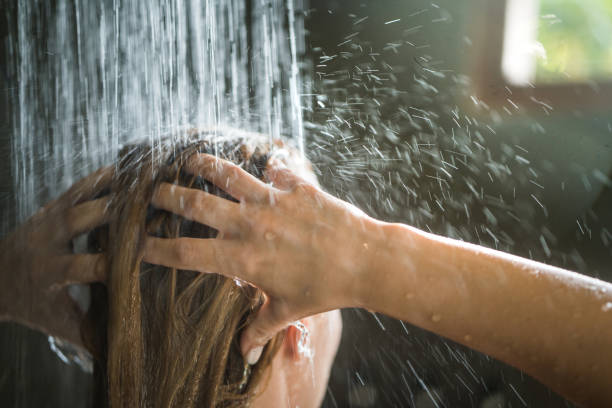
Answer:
[64,259,78,282]
[63,210,77,235]
[272,168,289,181]
[235,207,256,231]
[292,183,317,198]
[265,166,281,179]
[95,256,108,282]
[183,192,201,216]
[234,215,252,236]
[225,164,241,180]
[174,239,193,266]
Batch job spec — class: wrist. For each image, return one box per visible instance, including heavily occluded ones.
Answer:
[354,220,425,312]
[352,218,400,309]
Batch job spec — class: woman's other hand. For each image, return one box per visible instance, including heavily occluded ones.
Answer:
[144,154,381,362]
[0,167,113,345]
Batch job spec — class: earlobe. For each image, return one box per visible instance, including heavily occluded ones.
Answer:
[284,324,301,361]
[284,320,311,361]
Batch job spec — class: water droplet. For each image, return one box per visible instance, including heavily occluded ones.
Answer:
[431,314,441,323]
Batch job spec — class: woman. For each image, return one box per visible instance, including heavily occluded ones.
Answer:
[2,129,612,407]
[0,129,341,407]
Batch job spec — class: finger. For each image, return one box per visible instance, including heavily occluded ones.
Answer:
[62,196,112,239]
[185,154,274,202]
[56,166,114,207]
[53,253,108,286]
[50,292,87,346]
[240,301,291,364]
[143,237,242,276]
[264,162,310,191]
[152,183,240,233]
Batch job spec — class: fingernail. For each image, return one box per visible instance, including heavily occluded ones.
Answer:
[246,346,263,365]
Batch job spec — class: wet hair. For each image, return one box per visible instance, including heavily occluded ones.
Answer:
[82,129,301,407]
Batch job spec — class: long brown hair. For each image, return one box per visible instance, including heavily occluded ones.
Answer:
[83,130,291,407]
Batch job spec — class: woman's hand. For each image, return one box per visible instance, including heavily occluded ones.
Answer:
[144,154,381,362]
[0,167,113,345]
[144,154,612,407]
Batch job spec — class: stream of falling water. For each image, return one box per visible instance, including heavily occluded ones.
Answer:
[9,0,306,224]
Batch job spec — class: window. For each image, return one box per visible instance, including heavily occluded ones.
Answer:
[537,0,612,83]
[468,0,612,112]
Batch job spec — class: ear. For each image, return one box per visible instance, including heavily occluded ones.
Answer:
[283,320,310,361]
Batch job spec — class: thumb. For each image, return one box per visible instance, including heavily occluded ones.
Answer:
[240,301,289,365]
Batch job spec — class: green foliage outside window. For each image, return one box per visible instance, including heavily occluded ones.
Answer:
[537,0,612,82]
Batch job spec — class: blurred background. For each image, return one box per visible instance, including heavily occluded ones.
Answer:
[306,1,611,407]
[1,0,611,406]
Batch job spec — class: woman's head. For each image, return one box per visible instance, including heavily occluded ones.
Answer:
[84,129,341,407]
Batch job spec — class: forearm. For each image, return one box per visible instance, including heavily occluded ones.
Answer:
[362,221,612,407]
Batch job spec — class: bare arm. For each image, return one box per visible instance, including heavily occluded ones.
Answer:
[364,222,612,407]
[146,154,612,407]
